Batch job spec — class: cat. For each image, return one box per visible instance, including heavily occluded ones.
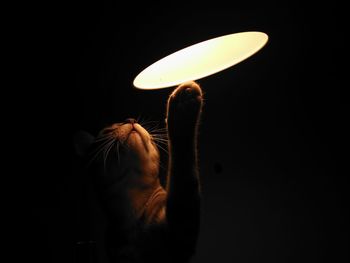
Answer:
[75,81,203,263]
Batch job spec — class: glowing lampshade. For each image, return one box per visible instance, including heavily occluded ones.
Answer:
[133,31,268,90]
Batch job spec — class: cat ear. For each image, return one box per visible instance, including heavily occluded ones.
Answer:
[73,130,95,157]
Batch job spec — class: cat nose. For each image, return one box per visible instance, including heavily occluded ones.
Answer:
[124,118,137,124]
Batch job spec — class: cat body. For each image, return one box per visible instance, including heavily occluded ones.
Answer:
[78,81,203,263]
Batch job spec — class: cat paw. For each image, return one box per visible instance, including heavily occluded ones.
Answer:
[166,81,203,140]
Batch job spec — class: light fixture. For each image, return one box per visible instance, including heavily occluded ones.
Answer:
[133,31,268,90]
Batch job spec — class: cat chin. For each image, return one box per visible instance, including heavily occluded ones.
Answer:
[127,131,142,144]
[127,132,149,153]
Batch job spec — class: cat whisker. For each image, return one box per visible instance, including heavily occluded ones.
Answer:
[140,121,164,130]
[154,142,169,149]
[151,134,168,140]
[116,141,121,165]
[154,141,168,154]
[149,131,167,136]
[136,115,142,123]
[144,126,165,134]
[87,137,115,167]
[151,135,169,141]
[94,135,114,142]
[152,138,169,144]
[146,126,167,131]
[152,137,168,142]
[150,130,168,135]
[90,136,114,154]
[138,117,154,127]
[103,140,116,171]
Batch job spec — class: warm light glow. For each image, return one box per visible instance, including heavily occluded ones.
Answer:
[133,31,268,90]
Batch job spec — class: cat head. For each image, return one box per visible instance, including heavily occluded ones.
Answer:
[74,118,163,183]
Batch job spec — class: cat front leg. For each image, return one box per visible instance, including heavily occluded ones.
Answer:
[165,81,203,261]
[166,81,203,144]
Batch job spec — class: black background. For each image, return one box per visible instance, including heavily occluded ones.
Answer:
[15,1,348,262]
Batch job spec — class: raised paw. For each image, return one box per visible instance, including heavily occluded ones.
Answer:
[166,81,203,140]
